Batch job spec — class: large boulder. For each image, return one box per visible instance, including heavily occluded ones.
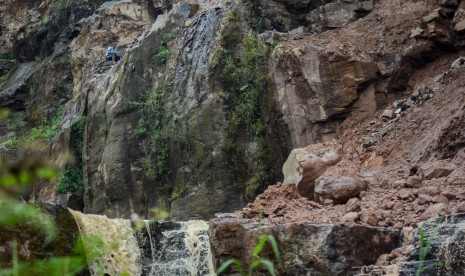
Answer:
[209,220,401,275]
[283,141,342,199]
[314,175,367,204]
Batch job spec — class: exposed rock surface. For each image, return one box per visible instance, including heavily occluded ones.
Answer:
[209,219,401,275]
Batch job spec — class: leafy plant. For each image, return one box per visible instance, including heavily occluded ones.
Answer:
[56,116,86,196]
[217,235,282,276]
[154,45,171,64]
[415,217,445,276]
[153,31,175,64]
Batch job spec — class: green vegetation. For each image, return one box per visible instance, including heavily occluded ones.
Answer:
[0,54,19,87]
[56,116,86,196]
[0,108,88,275]
[52,0,69,12]
[154,45,171,64]
[415,217,445,276]
[213,30,277,201]
[217,235,282,275]
[6,108,63,149]
[130,89,170,182]
[226,11,236,22]
[153,32,175,64]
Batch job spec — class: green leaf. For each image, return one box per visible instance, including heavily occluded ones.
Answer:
[252,235,268,257]
[1,174,18,187]
[266,235,282,265]
[36,166,58,179]
[18,171,32,186]
[216,259,243,275]
[249,259,276,276]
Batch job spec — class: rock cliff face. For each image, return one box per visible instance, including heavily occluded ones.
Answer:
[2,0,465,274]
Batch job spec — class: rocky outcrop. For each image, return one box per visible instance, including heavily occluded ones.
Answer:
[209,219,401,275]
[358,213,465,275]
[269,43,380,148]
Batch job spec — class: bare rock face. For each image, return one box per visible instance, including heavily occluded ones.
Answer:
[270,43,379,148]
[256,0,373,32]
[283,140,342,199]
[209,220,401,275]
[314,175,367,204]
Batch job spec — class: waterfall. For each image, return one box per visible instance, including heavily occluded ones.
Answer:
[70,211,215,276]
[146,220,215,276]
[70,210,142,275]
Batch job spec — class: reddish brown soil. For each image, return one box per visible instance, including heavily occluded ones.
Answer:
[222,0,465,229]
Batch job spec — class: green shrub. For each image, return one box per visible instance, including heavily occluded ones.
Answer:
[56,116,86,195]
[153,45,171,64]
[56,165,83,195]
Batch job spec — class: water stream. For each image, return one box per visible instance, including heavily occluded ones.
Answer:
[70,210,215,275]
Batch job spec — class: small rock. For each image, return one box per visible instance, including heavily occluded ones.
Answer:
[406,175,422,188]
[385,218,395,226]
[324,199,334,206]
[423,8,441,23]
[385,201,395,210]
[455,20,465,32]
[455,202,465,212]
[288,26,309,35]
[418,186,440,196]
[418,194,433,205]
[441,190,456,200]
[432,194,449,204]
[379,179,389,188]
[451,57,465,69]
[381,109,395,119]
[342,212,359,223]
[420,203,450,220]
[346,198,361,212]
[393,202,404,212]
[410,27,424,38]
[393,99,407,109]
[398,189,412,200]
[393,180,406,188]
[362,213,379,226]
[422,161,456,180]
